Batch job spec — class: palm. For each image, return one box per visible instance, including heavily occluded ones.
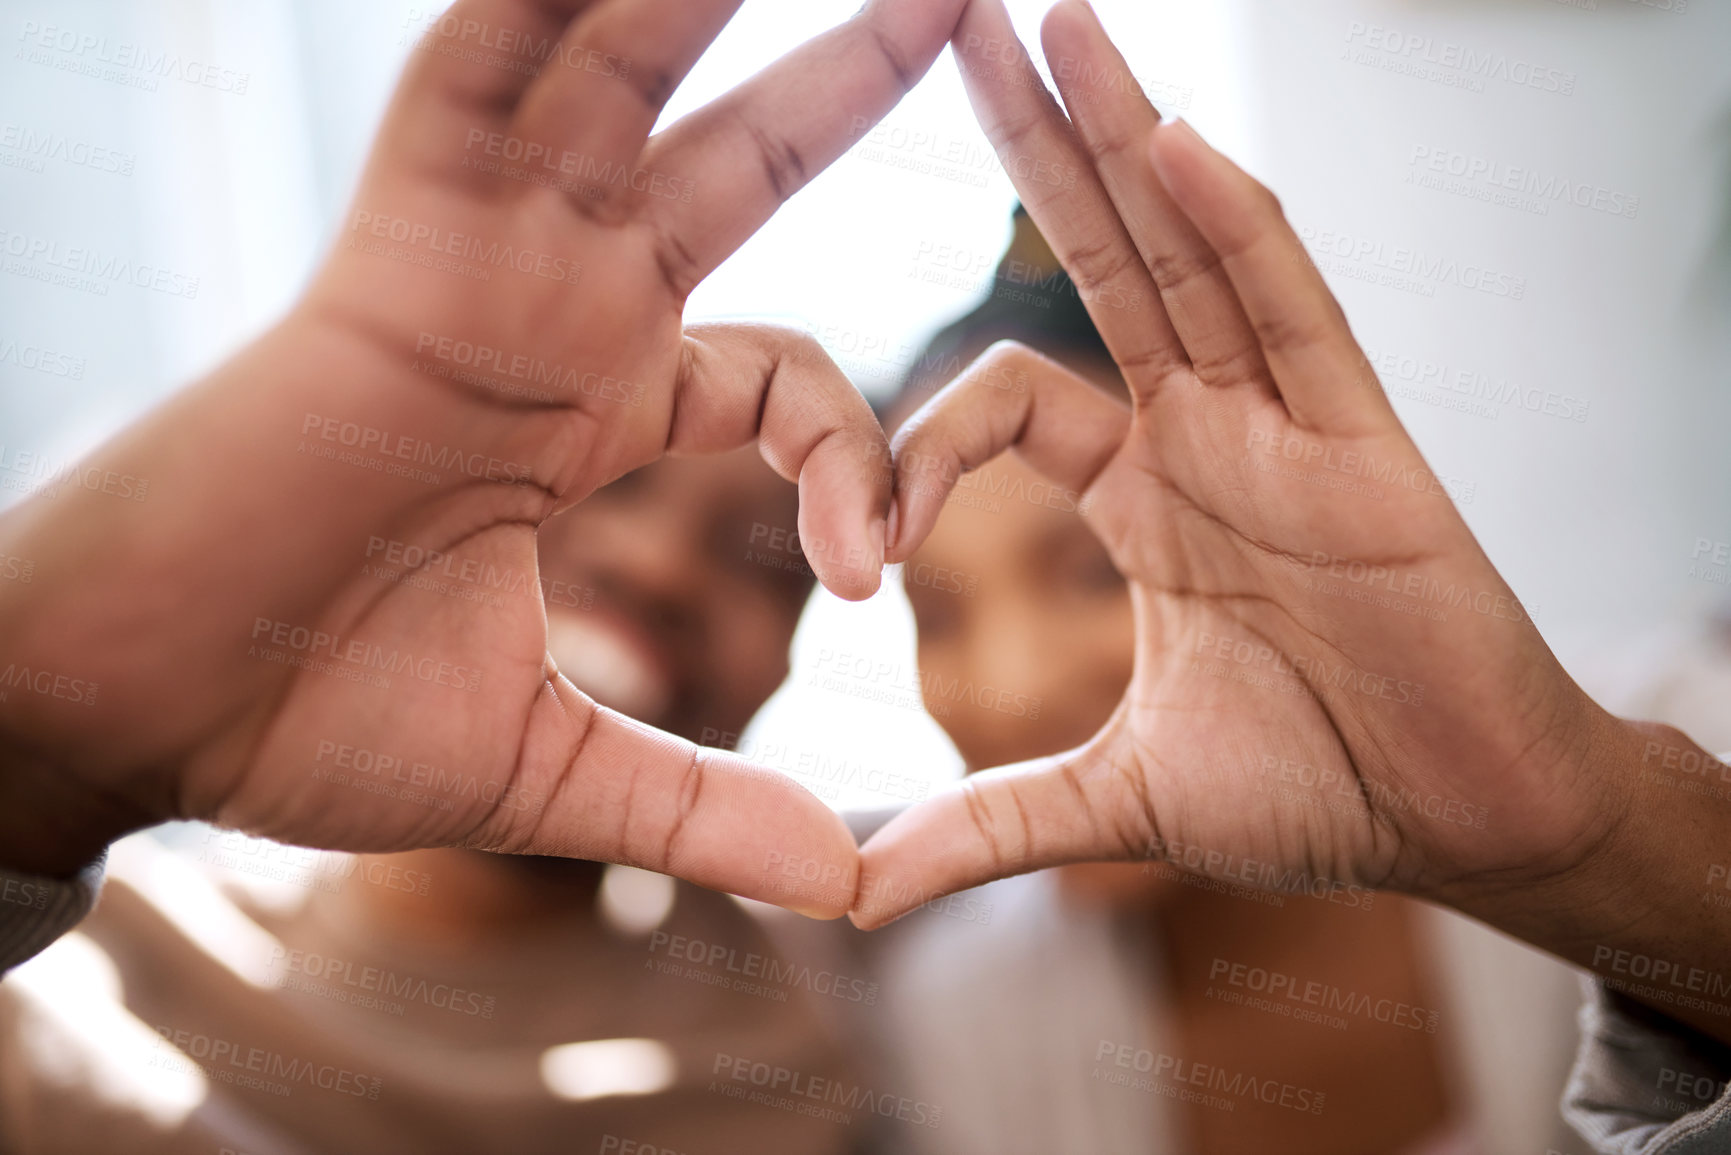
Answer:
[217,78,689,855]
[1085,402,1540,894]
[854,0,1609,925]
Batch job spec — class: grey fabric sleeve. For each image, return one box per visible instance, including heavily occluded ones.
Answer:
[1563,979,1731,1154]
[0,854,105,973]
[1561,745,1731,1154]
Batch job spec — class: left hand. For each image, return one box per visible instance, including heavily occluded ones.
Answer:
[0,0,965,917]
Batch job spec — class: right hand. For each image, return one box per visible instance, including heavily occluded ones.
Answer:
[855,0,1636,927]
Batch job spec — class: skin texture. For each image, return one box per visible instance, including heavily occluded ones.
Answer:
[906,423,1451,1155]
[857,0,1731,1049]
[360,448,814,939]
[0,0,977,916]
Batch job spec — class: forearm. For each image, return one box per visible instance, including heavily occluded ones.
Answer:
[1437,712,1731,1046]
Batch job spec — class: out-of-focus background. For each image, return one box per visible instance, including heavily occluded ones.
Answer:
[2,2,1728,1151]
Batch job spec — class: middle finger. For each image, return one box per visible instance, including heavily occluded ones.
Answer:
[1041,0,1270,391]
[951,0,1184,405]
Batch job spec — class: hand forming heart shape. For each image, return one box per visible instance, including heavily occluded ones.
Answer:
[1,5,1717,1032]
[852,0,1653,959]
[0,0,972,916]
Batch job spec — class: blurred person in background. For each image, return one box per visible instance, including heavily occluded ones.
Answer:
[0,447,866,1155]
[838,208,1576,1155]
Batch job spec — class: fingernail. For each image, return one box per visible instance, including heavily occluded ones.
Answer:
[884,504,900,559]
[789,904,844,921]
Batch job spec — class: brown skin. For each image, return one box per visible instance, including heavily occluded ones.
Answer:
[860,0,1731,1054]
[358,448,813,940]
[0,0,983,917]
[908,444,1451,1154]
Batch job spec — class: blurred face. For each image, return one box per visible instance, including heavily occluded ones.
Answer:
[537,448,811,747]
[905,448,1132,773]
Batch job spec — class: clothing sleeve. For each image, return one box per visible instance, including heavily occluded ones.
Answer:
[1560,744,1731,1154]
[0,854,105,973]
[1563,976,1731,1152]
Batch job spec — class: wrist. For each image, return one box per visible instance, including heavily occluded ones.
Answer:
[1438,712,1731,1044]
[0,741,149,878]
[1433,707,1643,925]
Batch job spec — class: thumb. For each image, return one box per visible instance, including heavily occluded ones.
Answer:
[851,740,1135,928]
[473,673,859,917]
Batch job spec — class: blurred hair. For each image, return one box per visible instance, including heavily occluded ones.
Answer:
[896,204,1114,407]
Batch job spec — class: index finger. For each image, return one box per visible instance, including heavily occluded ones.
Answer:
[888,342,1129,561]
[639,0,969,298]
